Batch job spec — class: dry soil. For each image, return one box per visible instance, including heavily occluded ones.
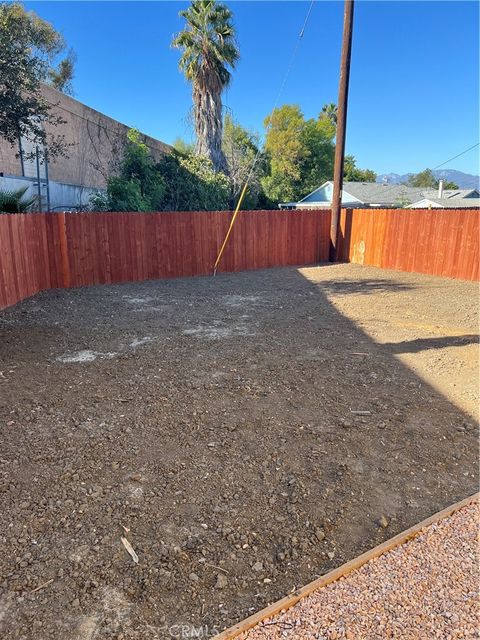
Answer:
[0,264,478,639]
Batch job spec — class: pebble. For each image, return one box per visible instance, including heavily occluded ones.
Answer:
[215,573,228,589]
[314,528,325,541]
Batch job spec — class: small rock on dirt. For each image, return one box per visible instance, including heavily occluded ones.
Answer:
[215,573,228,589]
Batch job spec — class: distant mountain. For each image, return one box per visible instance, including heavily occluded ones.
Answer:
[376,169,480,190]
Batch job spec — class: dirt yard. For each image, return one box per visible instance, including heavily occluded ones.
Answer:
[0,264,478,640]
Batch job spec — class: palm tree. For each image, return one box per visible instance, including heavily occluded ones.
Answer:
[321,103,338,126]
[172,0,239,173]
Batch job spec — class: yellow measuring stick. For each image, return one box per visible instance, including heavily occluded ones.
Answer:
[213,181,249,275]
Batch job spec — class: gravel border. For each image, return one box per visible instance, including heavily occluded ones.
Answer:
[234,499,479,639]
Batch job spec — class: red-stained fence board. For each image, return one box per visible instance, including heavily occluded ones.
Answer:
[0,208,478,311]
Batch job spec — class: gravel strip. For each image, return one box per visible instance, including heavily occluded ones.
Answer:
[240,500,479,639]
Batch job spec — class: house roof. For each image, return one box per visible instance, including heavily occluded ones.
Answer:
[280,181,480,209]
[421,188,480,199]
[339,182,427,205]
[407,197,480,209]
[297,181,428,206]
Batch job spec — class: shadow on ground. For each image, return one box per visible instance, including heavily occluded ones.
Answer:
[383,334,479,354]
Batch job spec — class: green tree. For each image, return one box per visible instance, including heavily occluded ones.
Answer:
[298,116,336,195]
[343,155,377,182]
[106,129,166,211]
[0,2,75,160]
[320,103,337,126]
[407,168,458,190]
[92,128,230,212]
[172,0,239,173]
[157,151,230,211]
[261,104,335,203]
[222,115,265,209]
[49,49,75,95]
[407,168,437,188]
[441,180,459,190]
[0,186,35,212]
[261,105,308,203]
[172,137,194,154]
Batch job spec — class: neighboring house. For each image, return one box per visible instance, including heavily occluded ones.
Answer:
[279,180,480,209]
[0,83,170,211]
[407,198,479,208]
[407,188,480,208]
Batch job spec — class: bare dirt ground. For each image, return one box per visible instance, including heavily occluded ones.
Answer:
[0,264,478,640]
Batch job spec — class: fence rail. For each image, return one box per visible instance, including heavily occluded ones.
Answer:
[0,208,478,310]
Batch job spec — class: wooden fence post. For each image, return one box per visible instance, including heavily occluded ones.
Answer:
[57,212,71,288]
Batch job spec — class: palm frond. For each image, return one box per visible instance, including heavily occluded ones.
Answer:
[171,0,239,172]
[0,186,36,213]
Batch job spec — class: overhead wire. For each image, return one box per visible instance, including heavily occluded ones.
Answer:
[213,0,316,275]
[365,142,480,203]
[431,143,479,171]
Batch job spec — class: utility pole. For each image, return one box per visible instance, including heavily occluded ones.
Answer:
[330,0,355,261]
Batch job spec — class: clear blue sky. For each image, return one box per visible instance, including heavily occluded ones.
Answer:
[27,1,480,175]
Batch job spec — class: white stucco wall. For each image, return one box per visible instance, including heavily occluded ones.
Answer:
[0,175,104,211]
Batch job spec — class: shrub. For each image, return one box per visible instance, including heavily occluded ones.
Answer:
[0,186,35,213]
[107,177,150,212]
[90,129,229,212]
[162,152,230,211]
[88,190,109,211]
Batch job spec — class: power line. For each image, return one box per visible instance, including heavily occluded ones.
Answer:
[272,0,316,114]
[213,0,317,274]
[365,142,480,202]
[245,0,316,182]
[432,143,479,171]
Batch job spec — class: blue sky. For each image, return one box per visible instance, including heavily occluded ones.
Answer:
[27,1,480,175]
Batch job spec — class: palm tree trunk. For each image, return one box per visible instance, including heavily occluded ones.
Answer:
[193,83,227,174]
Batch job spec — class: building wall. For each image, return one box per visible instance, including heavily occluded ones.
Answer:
[302,184,331,203]
[0,83,170,191]
[0,175,100,211]
[0,138,21,176]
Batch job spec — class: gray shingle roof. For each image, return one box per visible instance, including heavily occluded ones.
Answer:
[281,181,480,209]
[408,197,480,208]
[421,188,479,199]
[341,182,427,205]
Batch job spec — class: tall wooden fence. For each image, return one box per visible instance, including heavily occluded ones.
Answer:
[0,209,330,310]
[0,208,478,310]
[338,208,479,281]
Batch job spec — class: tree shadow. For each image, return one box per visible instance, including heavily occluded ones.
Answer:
[384,334,479,354]
[308,277,416,296]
